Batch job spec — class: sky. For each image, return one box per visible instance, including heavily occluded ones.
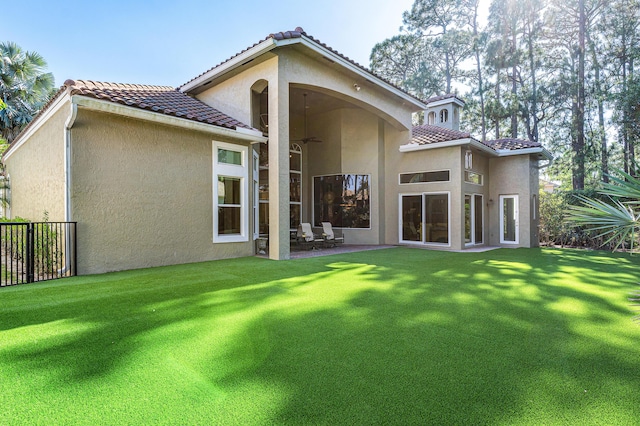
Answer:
[4,0,428,88]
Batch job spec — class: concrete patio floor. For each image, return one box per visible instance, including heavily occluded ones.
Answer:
[256,244,499,260]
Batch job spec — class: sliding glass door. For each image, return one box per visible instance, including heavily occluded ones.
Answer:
[400,193,449,245]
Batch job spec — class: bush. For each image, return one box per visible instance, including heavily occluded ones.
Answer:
[539,190,611,249]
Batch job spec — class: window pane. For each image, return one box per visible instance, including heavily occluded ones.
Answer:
[259,145,269,168]
[259,170,269,200]
[290,204,300,229]
[464,171,483,185]
[464,195,472,243]
[218,148,242,165]
[503,197,517,242]
[218,177,240,205]
[290,152,301,172]
[425,194,448,244]
[313,174,370,228]
[400,170,449,184]
[259,202,269,235]
[402,195,422,242]
[290,173,301,202]
[218,206,241,235]
[474,195,483,243]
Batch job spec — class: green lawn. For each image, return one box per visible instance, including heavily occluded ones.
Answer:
[1,247,639,425]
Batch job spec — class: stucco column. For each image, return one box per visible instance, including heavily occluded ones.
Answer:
[268,80,291,260]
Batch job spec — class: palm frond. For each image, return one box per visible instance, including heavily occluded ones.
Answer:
[566,195,639,251]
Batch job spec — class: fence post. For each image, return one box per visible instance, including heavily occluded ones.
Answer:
[26,223,34,283]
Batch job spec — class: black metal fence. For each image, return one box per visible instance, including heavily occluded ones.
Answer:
[1,222,77,287]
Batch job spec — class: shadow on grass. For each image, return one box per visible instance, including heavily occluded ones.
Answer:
[1,248,639,424]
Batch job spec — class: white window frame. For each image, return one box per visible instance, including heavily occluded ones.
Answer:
[423,191,451,247]
[499,194,519,244]
[213,141,249,243]
[399,169,451,185]
[398,191,451,247]
[253,150,259,240]
[464,193,484,246]
[398,192,424,245]
[464,170,483,186]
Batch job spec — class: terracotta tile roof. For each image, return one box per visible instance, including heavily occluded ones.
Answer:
[410,126,543,153]
[64,79,251,130]
[483,138,542,150]
[179,27,426,105]
[411,124,474,145]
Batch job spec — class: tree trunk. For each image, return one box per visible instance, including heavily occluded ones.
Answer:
[573,0,586,190]
[511,29,518,139]
[586,26,609,182]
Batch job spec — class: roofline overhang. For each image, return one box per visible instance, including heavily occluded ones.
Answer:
[71,96,265,143]
[179,35,428,110]
[426,97,465,108]
[400,138,496,156]
[3,89,70,162]
[2,93,265,162]
[399,138,553,160]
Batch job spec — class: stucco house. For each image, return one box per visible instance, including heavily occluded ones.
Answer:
[2,27,551,275]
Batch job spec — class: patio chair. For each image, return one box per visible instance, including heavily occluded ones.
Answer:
[321,222,344,247]
[297,223,323,250]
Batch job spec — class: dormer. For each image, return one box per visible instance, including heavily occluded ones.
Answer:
[425,94,465,131]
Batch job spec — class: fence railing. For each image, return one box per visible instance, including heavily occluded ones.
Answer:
[1,222,77,287]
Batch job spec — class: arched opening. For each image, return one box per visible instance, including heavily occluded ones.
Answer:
[427,111,436,125]
[250,80,269,135]
[439,109,448,123]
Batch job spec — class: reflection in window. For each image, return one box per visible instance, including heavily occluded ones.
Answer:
[425,193,448,244]
[218,177,241,234]
[218,148,242,165]
[402,195,422,242]
[314,174,370,228]
[464,171,483,185]
[400,170,449,184]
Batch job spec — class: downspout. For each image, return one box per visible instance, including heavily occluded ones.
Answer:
[62,100,78,275]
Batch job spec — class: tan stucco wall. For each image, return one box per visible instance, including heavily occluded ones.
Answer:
[3,101,68,221]
[488,155,536,247]
[70,108,254,275]
[193,45,417,255]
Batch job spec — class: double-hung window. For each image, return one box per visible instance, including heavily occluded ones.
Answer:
[213,141,249,243]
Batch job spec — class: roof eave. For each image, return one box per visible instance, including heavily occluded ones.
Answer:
[296,36,427,110]
[495,146,553,160]
[179,34,427,110]
[399,138,496,156]
[71,96,265,142]
[179,38,278,93]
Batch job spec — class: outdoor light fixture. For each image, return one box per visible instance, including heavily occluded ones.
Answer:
[353,83,361,92]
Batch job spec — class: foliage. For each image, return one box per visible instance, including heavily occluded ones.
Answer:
[539,188,610,248]
[0,214,63,283]
[371,0,640,190]
[566,170,640,251]
[0,41,55,143]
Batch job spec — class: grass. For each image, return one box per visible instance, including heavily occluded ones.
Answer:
[1,247,639,425]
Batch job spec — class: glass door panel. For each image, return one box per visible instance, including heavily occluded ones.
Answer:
[500,195,519,243]
[425,194,448,244]
[401,195,422,242]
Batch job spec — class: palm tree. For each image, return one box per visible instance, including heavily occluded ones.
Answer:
[567,170,640,252]
[0,41,55,143]
[0,137,9,213]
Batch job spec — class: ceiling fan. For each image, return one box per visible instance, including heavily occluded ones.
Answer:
[295,93,323,144]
